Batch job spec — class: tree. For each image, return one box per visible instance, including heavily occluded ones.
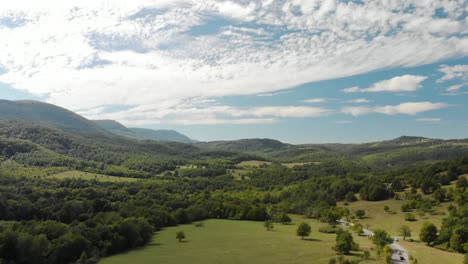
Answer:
[296,222,311,239]
[345,192,357,202]
[420,222,438,245]
[264,220,274,231]
[383,245,393,264]
[176,231,186,242]
[383,205,390,212]
[456,177,467,189]
[371,229,392,249]
[334,230,357,255]
[355,210,365,219]
[399,226,411,240]
[279,213,292,224]
[404,213,416,222]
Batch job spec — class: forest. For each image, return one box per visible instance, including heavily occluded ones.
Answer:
[0,119,467,263]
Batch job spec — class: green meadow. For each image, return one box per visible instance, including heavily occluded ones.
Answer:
[101,216,384,264]
[49,170,139,182]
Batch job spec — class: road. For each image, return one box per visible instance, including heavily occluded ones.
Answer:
[390,242,409,264]
[338,219,409,264]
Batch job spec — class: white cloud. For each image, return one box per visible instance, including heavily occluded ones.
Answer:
[333,120,352,124]
[342,75,427,93]
[416,118,441,123]
[342,102,448,116]
[0,0,466,125]
[81,104,331,125]
[303,98,327,103]
[257,91,289,97]
[347,98,371,103]
[437,64,468,83]
[446,84,464,92]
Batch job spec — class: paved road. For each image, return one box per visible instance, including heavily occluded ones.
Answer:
[390,242,409,264]
[338,219,409,264]
[362,228,373,236]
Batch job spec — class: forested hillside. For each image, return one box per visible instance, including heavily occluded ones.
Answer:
[0,101,467,263]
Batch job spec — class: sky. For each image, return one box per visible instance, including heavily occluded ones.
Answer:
[0,0,467,143]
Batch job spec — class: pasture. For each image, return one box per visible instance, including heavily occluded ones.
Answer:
[49,170,139,182]
[101,216,383,264]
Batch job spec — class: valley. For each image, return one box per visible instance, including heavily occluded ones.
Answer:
[0,100,466,264]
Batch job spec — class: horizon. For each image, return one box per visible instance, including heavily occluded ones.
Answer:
[1,1,467,143]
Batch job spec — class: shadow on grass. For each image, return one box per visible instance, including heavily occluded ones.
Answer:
[302,238,322,242]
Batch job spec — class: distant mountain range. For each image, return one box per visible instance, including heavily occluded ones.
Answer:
[0,99,467,167]
[0,99,193,143]
[93,119,193,143]
[0,100,108,135]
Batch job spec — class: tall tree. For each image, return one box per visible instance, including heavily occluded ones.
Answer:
[296,222,311,240]
[399,226,411,240]
[420,222,438,245]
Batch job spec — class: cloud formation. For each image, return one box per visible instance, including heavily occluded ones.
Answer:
[343,75,427,93]
[347,98,371,103]
[342,102,448,116]
[416,118,441,123]
[437,64,468,83]
[303,98,327,103]
[81,104,331,126]
[0,0,466,125]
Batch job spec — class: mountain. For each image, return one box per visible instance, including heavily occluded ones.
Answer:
[92,119,136,138]
[129,127,193,143]
[196,138,290,153]
[0,100,108,135]
[93,120,193,143]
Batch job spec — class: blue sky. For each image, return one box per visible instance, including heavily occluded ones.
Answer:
[0,1,467,143]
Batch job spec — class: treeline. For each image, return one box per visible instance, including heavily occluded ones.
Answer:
[0,175,271,263]
[0,121,256,178]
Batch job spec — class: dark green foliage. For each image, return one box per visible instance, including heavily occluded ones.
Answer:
[334,229,357,254]
[264,220,274,231]
[405,213,417,222]
[420,222,438,245]
[399,226,411,240]
[457,177,467,189]
[1,109,468,263]
[359,181,392,201]
[370,229,392,249]
[296,222,311,239]
[176,231,185,242]
[355,210,365,219]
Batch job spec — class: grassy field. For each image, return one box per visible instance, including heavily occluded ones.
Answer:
[340,199,450,235]
[236,160,317,168]
[340,197,464,264]
[49,170,139,182]
[401,240,463,264]
[101,216,384,264]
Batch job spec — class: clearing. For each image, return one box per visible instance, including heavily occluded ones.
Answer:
[49,170,139,182]
[101,216,384,264]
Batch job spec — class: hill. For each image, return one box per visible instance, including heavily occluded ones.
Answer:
[129,127,193,143]
[93,120,193,143]
[0,100,108,135]
[196,138,290,153]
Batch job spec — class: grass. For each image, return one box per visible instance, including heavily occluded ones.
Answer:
[236,160,272,167]
[340,196,464,264]
[236,160,316,168]
[340,199,450,236]
[100,216,384,264]
[49,170,139,182]
[400,240,463,264]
